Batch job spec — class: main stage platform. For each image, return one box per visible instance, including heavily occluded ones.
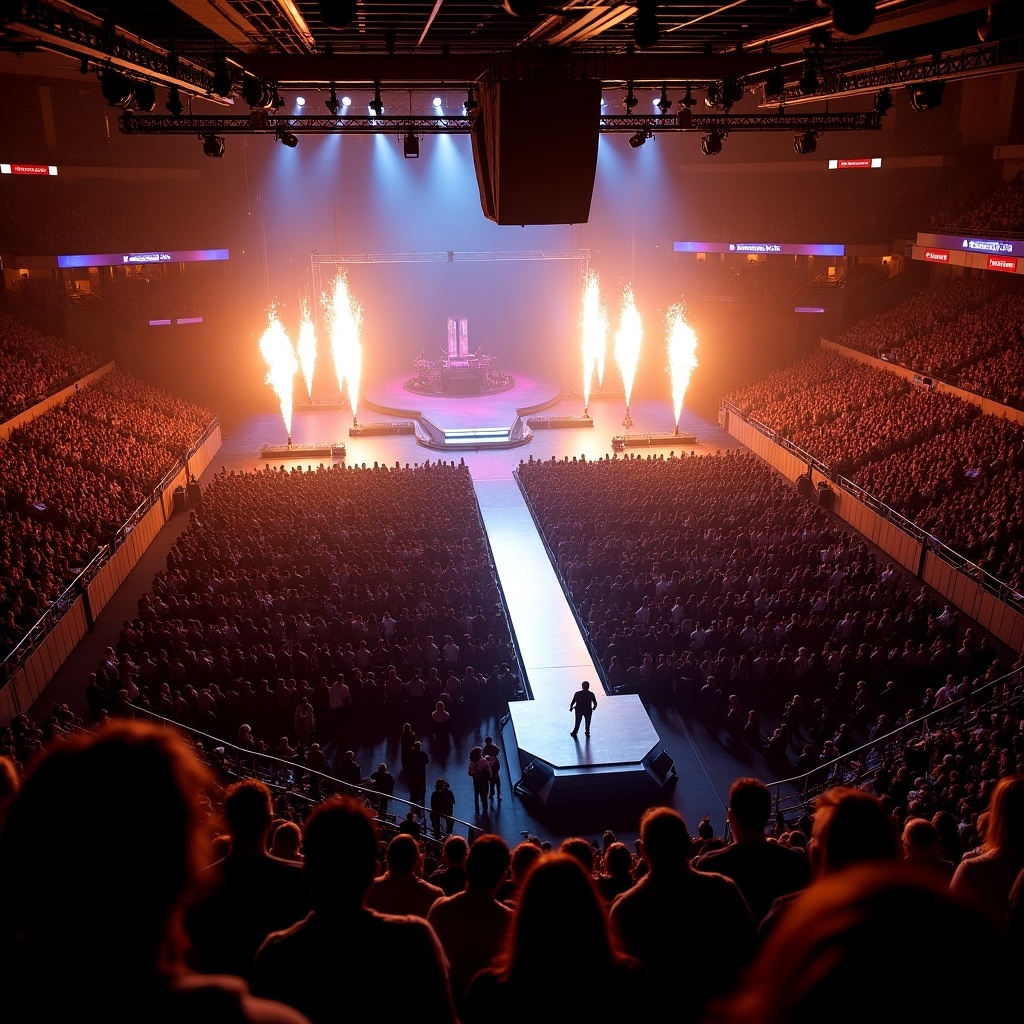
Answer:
[362,369,563,452]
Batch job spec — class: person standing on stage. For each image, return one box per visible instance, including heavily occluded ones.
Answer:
[569,680,598,738]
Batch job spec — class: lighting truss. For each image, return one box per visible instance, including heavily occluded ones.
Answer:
[120,110,883,136]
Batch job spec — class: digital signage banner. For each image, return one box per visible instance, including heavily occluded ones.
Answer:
[674,241,845,256]
[58,248,229,268]
[917,232,1024,258]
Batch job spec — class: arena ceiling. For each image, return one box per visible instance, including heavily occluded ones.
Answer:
[2,1,1023,107]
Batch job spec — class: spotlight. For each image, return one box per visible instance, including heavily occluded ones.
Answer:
[100,69,134,108]
[369,80,384,116]
[910,81,945,111]
[403,133,420,158]
[682,83,695,108]
[794,131,818,155]
[828,0,876,36]
[295,96,306,107]
[628,130,652,149]
[432,96,443,108]
[463,86,477,113]
[656,84,672,114]
[624,81,638,111]
[325,83,339,116]
[873,87,893,114]
[211,59,232,98]
[242,76,272,109]
[341,95,352,108]
[133,81,156,112]
[201,133,225,158]
[765,66,785,98]
[701,130,724,156]
[633,1,661,49]
[705,81,721,108]
[799,60,819,95]
[165,85,184,117]
[277,129,299,148]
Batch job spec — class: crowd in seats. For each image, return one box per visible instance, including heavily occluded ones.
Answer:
[518,450,1019,782]
[726,342,1024,586]
[84,460,518,771]
[931,171,1024,237]
[833,279,1013,368]
[1,368,213,657]
[0,313,99,419]
[1,722,1020,1024]
[957,346,1024,409]
[15,278,68,317]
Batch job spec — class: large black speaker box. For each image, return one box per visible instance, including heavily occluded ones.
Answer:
[471,79,603,225]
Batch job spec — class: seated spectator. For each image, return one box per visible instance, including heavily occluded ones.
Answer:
[363,833,445,919]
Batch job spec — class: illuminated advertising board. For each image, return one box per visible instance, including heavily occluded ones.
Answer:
[827,158,882,169]
[57,249,229,268]
[918,233,1024,258]
[1,163,58,175]
[923,249,950,263]
[674,241,845,256]
[987,255,1018,273]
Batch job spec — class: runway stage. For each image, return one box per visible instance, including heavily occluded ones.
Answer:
[362,369,563,452]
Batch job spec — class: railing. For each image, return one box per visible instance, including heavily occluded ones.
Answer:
[719,398,1024,612]
[129,705,488,846]
[0,413,221,689]
[765,665,1023,824]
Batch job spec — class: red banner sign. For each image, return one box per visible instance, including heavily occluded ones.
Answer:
[987,255,1017,273]
[924,249,949,263]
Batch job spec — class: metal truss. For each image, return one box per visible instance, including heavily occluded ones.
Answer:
[769,34,1024,106]
[2,0,219,96]
[120,109,882,136]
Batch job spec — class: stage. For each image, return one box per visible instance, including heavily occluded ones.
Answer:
[362,369,562,452]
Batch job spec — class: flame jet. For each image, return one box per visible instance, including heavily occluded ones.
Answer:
[615,285,642,425]
[297,297,317,399]
[580,270,608,413]
[259,309,299,442]
[666,305,699,429]
[326,272,363,424]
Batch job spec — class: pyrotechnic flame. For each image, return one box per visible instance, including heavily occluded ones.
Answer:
[666,305,699,427]
[581,270,608,409]
[326,272,363,420]
[614,285,643,409]
[297,297,317,399]
[259,309,298,437]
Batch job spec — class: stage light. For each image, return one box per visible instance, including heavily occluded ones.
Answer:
[873,87,893,114]
[628,130,652,149]
[211,59,232,98]
[403,133,420,158]
[624,81,638,111]
[633,1,660,49]
[325,83,340,116]
[723,78,744,107]
[799,60,819,95]
[277,129,299,148]
[765,66,785,98]
[463,86,477,113]
[295,96,306,107]
[341,95,352,108]
[656,84,672,114]
[369,81,384,117]
[705,81,721,108]
[701,131,724,156]
[133,81,156,112]
[242,76,272,109]
[432,96,443,108]
[165,85,184,117]
[794,131,818,155]
[201,133,225,158]
[100,69,135,108]
[271,87,284,110]
[910,81,945,111]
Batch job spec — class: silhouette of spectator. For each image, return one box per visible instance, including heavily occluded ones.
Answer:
[428,834,468,895]
[950,773,1024,926]
[363,833,445,919]
[428,833,514,1012]
[463,854,650,1024]
[0,721,306,1024]
[695,777,811,925]
[186,778,312,980]
[705,863,1015,1024]
[429,778,456,838]
[252,796,456,1024]
[901,816,955,883]
[609,807,755,1023]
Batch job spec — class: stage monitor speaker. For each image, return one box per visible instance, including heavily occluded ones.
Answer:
[647,749,676,784]
[519,760,552,794]
[471,79,602,225]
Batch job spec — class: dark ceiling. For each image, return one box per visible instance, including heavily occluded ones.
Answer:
[2,1,1023,102]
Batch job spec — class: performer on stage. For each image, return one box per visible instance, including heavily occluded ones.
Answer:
[569,680,598,738]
